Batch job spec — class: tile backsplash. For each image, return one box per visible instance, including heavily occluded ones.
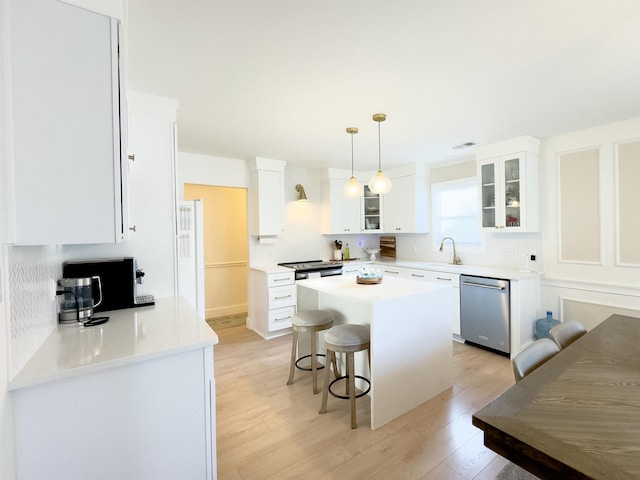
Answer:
[6,245,62,379]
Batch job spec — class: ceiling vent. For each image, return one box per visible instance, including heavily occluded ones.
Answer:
[453,141,477,151]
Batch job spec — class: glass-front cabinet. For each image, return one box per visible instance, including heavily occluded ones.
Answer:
[362,185,382,232]
[479,153,537,232]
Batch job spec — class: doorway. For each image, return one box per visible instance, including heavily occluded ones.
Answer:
[184,184,248,325]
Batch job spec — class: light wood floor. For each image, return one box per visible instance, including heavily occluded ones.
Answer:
[214,326,515,480]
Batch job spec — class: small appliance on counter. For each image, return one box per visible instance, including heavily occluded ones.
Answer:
[57,276,103,323]
[62,257,155,312]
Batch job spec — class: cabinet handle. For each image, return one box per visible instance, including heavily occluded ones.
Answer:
[274,294,292,300]
[273,278,290,282]
[384,270,400,274]
[128,154,135,161]
[129,225,136,232]
[436,277,452,281]
[274,316,291,322]
[410,273,424,278]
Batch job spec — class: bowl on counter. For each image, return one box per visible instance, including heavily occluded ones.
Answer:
[364,248,380,261]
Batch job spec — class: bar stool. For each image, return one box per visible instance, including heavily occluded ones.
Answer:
[319,324,371,429]
[287,310,335,394]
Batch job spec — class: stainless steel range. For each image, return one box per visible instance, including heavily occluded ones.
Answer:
[278,260,343,280]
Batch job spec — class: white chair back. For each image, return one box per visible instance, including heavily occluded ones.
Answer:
[512,338,560,382]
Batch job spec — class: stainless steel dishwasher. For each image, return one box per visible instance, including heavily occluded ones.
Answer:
[460,275,510,354]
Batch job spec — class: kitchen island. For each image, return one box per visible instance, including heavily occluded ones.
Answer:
[297,275,455,430]
[10,297,219,480]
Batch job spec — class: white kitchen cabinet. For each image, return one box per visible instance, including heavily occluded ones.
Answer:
[6,0,128,245]
[249,267,296,338]
[10,298,217,480]
[321,172,361,234]
[126,93,180,298]
[14,348,215,480]
[342,262,365,276]
[476,136,540,232]
[362,185,383,232]
[407,268,461,335]
[249,157,286,237]
[375,264,407,278]
[383,164,429,233]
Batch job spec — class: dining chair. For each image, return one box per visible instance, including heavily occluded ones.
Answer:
[549,320,587,349]
[512,338,560,382]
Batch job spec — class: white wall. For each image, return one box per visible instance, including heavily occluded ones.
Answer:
[0,0,15,471]
[178,152,248,193]
[538,117,640,326]
[178,154,375,266]
[58,0,124,20]
[541,117,640,286]
[394,157,543,271]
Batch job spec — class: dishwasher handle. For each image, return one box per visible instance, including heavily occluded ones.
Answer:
[461,280,506,290]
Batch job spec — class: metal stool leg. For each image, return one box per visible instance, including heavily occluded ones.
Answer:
[348,352,357,429]
[287,330,298,386]
[319,349,334,414]
[311,330,319,394]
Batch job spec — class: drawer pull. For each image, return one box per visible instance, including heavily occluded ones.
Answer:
[273,278,290,282]
[274,295,292,300]
[411,273,424,278]
[436,277,452,281]
[274,316,291,322]
[384,270,400,274]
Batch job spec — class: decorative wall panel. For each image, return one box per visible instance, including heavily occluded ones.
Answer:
[560,297,640,331]
[616,140,640,265]
[558,148,601,263]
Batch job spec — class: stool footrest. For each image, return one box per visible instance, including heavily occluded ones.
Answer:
[295,354,327,372]
[328,375,371,400]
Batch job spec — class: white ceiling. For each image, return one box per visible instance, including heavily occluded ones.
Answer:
[126,0,640,170]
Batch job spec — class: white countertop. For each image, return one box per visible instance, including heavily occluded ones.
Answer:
[296,274,450,303]
[250,265,294,274]
[252,259,538,280]
[9,297,219,391]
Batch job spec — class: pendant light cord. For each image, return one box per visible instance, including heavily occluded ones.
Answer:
[351,131,355,175]
[377,120,382,171]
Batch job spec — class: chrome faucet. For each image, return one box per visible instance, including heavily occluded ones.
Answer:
[439,237,461,265]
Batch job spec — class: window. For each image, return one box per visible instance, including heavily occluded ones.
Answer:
[431,178,482,250]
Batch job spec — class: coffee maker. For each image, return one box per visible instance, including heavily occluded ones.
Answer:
[58,276,103,324]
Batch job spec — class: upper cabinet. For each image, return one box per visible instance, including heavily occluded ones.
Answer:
[383,164,428,233]
[321,170,361,234]
[6,0,128,245]
[321,165,427,235]
[476,136,540,232]
[362,186,382,232]
[249,158,286,237]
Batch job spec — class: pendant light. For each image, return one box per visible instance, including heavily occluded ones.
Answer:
[344,127,362,197]
[368,113,392,194]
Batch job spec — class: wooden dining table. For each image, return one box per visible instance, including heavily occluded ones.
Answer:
[472,314,640,480]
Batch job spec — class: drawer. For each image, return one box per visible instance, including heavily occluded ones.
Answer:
[407,268,460,287]
[342,264,363,276]
[267,271,294,287]
[376,266,406,277]
[268,284,297,309]
[269,306,295,331]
